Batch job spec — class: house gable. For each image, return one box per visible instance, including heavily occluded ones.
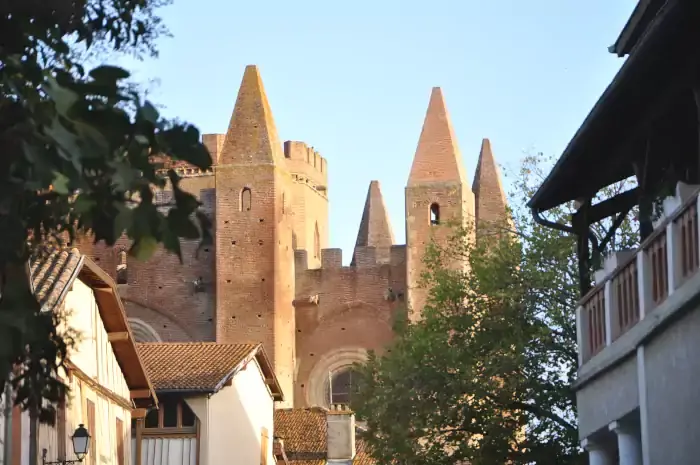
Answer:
[29,247,157,408]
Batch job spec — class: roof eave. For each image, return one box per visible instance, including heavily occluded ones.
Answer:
[528,0,685,212]
[80,259,159,408]
[153,388,215,396]
[611,0,668,57]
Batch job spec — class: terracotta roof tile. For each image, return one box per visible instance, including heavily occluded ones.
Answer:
[273,408,376,464]
[285,461,325,465]
[137,342,260,392]
[353,439,376,465]
[274,408,327,459]
[29,246,83,311]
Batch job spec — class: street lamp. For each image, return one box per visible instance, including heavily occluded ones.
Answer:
[42,424,91,465]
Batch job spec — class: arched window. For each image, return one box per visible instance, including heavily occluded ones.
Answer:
[240,187,252,212]
[128,318,162,343]
[282,192,286,215]
[430,203,440,225]
[326,368,356,406]
[116,250,128,284]
[314,222,320,259]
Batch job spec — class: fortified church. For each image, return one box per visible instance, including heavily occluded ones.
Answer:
[79,65,509,408]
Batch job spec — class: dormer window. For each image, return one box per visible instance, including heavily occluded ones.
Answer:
[430,203,440,225]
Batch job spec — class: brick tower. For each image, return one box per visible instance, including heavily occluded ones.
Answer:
[472,138,510,236]
[214,65,296,406]
[351,181,395,266]
[405,87,475,319]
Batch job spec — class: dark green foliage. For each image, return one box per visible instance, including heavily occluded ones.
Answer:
[1,0,211,422]
[352,154,638,464]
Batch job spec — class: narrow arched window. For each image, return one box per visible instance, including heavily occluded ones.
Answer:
[240,187,252,212]
[327,368,357,406]
[430,203,440,225]
[314,222,320,259]
[282,192,286,215]
[116,250,128,284]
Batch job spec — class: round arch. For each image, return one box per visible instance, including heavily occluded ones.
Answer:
[128,317,162,343]
[306,347,368,408]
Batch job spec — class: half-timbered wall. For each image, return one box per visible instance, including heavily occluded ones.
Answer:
[11,279,134,465]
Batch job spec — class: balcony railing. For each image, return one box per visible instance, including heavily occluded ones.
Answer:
[577,189,700,365]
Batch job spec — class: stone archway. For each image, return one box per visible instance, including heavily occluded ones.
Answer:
[306,347,368,408]
[128,317,162,342]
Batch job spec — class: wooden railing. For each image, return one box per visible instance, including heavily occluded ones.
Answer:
[577,190,700,365]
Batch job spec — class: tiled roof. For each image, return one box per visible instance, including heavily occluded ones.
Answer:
[29,246,83,311]
[353,440,375,465]
[274,408,376,465]
[137,342,260,392]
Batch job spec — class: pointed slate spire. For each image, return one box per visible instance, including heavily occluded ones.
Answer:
[219,65,283,165]
[351,181,395,266]
[407,87,467,187]
[472,138,509,231]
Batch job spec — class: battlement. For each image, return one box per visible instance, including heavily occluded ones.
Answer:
[284,141,328,191]
[294,245,406,272]
[203,133,226,163]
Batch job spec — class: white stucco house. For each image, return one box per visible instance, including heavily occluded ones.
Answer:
[0,247,158,465]
[135,342,283,465]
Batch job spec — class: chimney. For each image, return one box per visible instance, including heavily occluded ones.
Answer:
[326,404,356,462]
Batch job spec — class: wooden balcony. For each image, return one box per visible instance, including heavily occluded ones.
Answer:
[577,189,700,365]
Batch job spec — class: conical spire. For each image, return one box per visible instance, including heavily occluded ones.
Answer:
[218,65,283,165]
[472,138,509,231]
[407,87,467,187]
[351,181,395,266]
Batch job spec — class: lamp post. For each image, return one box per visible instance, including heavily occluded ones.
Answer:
[42,424,90,465]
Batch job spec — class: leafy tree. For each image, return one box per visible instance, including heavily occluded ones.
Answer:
[352,154,638,464]
[1,0,212,422]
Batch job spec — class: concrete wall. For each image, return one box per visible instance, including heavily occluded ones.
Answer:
[643,302,700,465]
[577,355,639,439]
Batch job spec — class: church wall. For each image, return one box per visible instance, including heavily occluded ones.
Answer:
[284,141,329,270]
[79,172,217,342]
[292,246,406,407]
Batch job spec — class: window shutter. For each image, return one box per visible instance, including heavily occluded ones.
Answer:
[57,399,67,459]
[260,427,269,465]
[86,400,96,465]
[116,418,124,465]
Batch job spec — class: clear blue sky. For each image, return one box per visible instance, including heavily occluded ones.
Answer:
[122,0,637,263]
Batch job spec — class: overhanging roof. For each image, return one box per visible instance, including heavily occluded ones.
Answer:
[30,248,158,408]
[529,0,700,212]
[610,0,666,57]
[137,342,284,401]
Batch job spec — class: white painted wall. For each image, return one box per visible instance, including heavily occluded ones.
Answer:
[207,358,275,465]
[63,280,131,399]
[184,397,208,465]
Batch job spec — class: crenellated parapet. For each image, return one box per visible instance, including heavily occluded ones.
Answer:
[284,141,328,196]
[203,133,226,164]
[294,245,406,273]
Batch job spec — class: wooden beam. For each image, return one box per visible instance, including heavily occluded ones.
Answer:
[572,187,639,227]
[108,332,130,342]
[264,378,276,386]
[132,408,148,419]
[130,389,152,399]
